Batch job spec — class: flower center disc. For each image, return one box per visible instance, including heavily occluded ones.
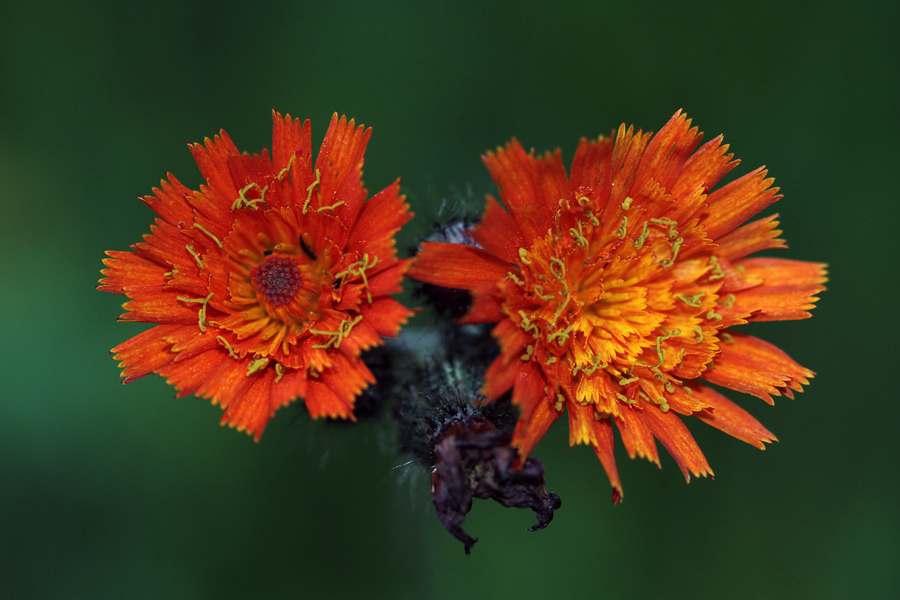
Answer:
[252,256,302,306]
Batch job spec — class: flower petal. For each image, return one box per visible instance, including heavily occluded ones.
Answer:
[408,242,512,289]
[641,403,713,482]
[733,258,828,321]
[469,196,525,264]
[482,140,560,243]
[703,167,781,240]
[690,383,777,449]
[714,214,786,260]
[615,405,660,466]
[315,113,371,232]
[702,332,813,404]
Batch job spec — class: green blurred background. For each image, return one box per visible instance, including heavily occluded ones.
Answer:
[2,0,897,598]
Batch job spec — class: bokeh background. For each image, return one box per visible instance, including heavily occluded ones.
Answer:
[2,1,897,598]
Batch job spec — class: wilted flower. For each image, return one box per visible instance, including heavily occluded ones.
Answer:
[100,111,413,439]
[409,111,826,501]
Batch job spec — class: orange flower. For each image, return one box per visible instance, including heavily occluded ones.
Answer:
[100,111,413,439]
[409,111,826,502]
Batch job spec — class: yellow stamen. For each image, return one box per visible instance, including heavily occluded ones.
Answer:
[335,253,378,303]
[722,293,736,308]
[521,345,534,361]
[231,183,268,210]
[302,168,321,214]
[581,353,608,375]
[276,155,295,181]
[676,293,705,307]
[185,245,203,270]
[317,200,345,213]
[246,356,269,376]
[505,272,525,286]
[176,292,213,332]
[660,236,683,268]
[274,363,286,383]
[517,310,541,339]
[634,221,650,249]
[547,323,575,346]
[694,327,704,342]
[518,247,532,265]
[192,223,223,248]
[721,332,735,345]
[615,216,628,239]
[310,315,363,349]
[621,197,633,210]
[707,255,725,281]
[216,336,239,359]
[569,221,588,248]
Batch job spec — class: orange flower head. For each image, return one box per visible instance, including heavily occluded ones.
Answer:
[100,111,414,439]
[409,111,826,502]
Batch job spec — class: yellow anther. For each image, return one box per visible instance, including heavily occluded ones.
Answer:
[706,310,723,321]
[546,356,557,365]
[246,356,270,376]
[586,211,600,227]
[694,326,704,342]
[302,168,321,214]
[634,221,650,249]
[518,247,532,265]
[185,244,204,270]
[533,285,555,301]
[216,336,239,359]
[163,265,180,278]
[721,293,736,309]
[192,223,223,248]
[274,363,286,383]
[576,196,591,207]
[521,345,534,361]
[621,197,633,210]
[176,292,213,332]
[615,216,628,239]
[657,397,670,413]
[721,332,735,345]
[231,183,268,210]
[554,393,565,411]
[707,255,725,281]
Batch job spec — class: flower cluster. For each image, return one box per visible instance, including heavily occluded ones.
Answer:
[100,112,413,440]
[409,111,826,501]
[101,110,825,548]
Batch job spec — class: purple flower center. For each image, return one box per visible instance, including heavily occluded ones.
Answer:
[252,256,302,306]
